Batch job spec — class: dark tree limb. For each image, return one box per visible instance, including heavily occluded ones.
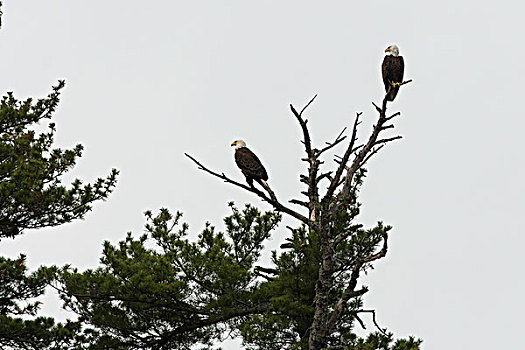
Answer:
[354,309,388,335]
[354,314,366,331]
[310,83,414,348]
[290,95,322,224]
[289,199,309,208]
[317,171,333,183]
[185,153,309,224]
[254,266,278,281]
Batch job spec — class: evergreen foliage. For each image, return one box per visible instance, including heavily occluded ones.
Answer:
[58,205,281,349]
[57,170,420,349]
[0,81,118,240]
[0,81,118,348]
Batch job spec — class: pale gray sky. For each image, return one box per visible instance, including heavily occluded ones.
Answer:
[1,1,524,349]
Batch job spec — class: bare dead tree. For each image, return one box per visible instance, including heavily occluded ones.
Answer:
[186,79,411,349]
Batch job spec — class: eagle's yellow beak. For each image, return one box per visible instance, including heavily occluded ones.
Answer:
[231,141,237,147]
[385,47,390,52]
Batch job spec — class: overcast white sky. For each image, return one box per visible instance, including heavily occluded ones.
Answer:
[1,1,524,349]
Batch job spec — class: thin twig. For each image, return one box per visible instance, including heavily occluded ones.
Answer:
[359,145,384,169]
[300,94,318,116]
[316,127,347,156]
[375,135,403,145]
[385,111,401,122]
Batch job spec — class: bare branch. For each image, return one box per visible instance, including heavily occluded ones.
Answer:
[385,111,401,122]
[355,309,388,335]
[289,199,309,208]
[359,145,384,169]
[300,94,318,116]
[335,89,406,209]
[375,135,402,145]
[323,112,362,202]
[185,153,309,224]
[290,95,317,158]
[354,314,366,330]
[290,95,325,223]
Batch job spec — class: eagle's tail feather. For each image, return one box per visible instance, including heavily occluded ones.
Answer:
[259,180,277,201]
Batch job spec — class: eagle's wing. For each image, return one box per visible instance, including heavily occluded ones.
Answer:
[382,56,405,101]
[235,148,268,181]
[381,56,390,90]
[393,56,404,84]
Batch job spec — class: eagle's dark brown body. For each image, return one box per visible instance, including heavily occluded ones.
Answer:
[234,147,268,186]
[382,55,404,101]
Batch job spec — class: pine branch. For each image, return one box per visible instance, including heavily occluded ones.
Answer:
[327,231,389,334]
[363,232,388,263]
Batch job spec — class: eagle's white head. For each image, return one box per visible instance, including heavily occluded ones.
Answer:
[385,44,400,57]
[231,140,246,149]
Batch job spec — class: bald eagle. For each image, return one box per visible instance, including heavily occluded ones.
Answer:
[382,44,405,101]
[231,140,269,190]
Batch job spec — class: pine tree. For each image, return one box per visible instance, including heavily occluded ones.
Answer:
[0,79,118,348]
[57,83,419,349]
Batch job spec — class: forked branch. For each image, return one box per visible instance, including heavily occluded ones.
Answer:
[317,127,347,156]
[333,81,412,209]
[324,112,362,202]
[290,95,317,158]
[354,309,388,335]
